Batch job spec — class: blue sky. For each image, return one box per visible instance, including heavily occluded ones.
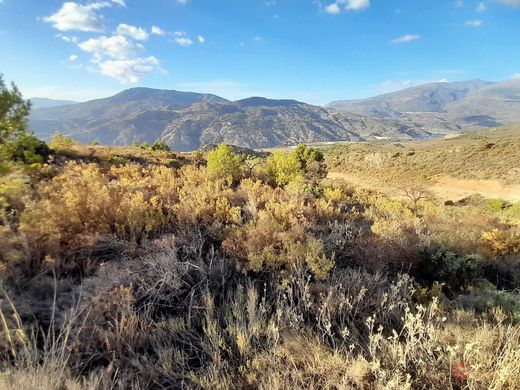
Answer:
[1,0,519,104]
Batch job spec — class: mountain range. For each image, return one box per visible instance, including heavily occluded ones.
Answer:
[29,79,520,151]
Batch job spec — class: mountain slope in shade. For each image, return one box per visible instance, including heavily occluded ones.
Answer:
[159,98,415,151]
[30,97,78,110]
[327,80,494,116]
[30,87,228,141]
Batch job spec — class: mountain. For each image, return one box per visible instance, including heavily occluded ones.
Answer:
[327,79,520,134]
[28,80,520,151]
[159,98,426,151]
[30,97,78,110]
[30,88,229,144]
[30,89,426,150]
[327,80,494,116]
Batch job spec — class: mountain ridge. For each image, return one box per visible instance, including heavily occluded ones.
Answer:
[29,79,520,151]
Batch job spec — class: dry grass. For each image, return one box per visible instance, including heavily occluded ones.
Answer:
[1,142,519,389]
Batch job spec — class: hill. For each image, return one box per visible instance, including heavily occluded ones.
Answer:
[159,98,428,151]
[324,124,520,201]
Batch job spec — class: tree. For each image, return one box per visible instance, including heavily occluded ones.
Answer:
[397,174,435,216]
[0,75,49,169]
[206,144,244,183]
[266,145,327,188]
[0,75,31,142]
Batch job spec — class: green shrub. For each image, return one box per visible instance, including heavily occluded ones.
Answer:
[486,198,507,213]
[0,132,49,166]
[206,144,244,183]
[266,151,303,187]
[151,141,170,152]
[49,133,76,153]
[417,244,484,295]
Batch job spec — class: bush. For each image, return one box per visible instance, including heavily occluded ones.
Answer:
[416,244,484,295]
[0,132,49,166]
[206,144,244,183]
[49,133,76,153]
[151,140,170,152]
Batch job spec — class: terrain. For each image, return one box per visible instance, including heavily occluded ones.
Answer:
[29,79,520,151]
[3,78,520,389]
[328,79,520,134]
[324,124,520,202]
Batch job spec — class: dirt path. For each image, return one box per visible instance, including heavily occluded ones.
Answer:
[328,172,520,202]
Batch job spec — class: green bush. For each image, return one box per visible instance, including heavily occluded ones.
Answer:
[416,244,484,295]
[266,145,327,187]
[206,144,244,183]
[151,141,170,152]
[49,133,76,153]
[486,198,507,213]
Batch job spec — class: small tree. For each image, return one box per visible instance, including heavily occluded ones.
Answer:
[397,174,435,216]
[206,144,244,183]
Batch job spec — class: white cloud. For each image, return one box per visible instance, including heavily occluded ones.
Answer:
[324,0,370,13]
[43,2,109,32]
[495,0,520,6]
[57,34,79,43]
[344,0,370,10]
[390,34,420,44]
[476,2,487,11]
[151,25,166,36]
[97,56,162,83]
[175,37,193,46]
[111,0,126,6]
[78,35,144,59]
[512,73,520,79]
[177,0,189,3]
[68,54,79,61]
[116,23,149,41]
[464,19,483,27]
[198,35,205,43]
[325,3,341,13]
[253,36,264,43]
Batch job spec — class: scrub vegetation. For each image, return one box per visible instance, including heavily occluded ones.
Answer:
[1,78,520,389]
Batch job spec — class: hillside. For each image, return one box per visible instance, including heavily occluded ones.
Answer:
[29,88,229,144]
[159,98,428,151]
[327,80,493,115]
[29,79,520,151]
[328,79,520,133]
[30,90,427,151]
[324,124,520,200]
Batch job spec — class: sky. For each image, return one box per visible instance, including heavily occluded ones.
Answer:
[0,0,520,105]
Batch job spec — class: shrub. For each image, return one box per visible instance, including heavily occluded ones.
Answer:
[486,198,507,213]
[151,140,170,152]
[49,133,76,153]
[265,151,303,187]
[416,244,484,294]
[206,144,244,183]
